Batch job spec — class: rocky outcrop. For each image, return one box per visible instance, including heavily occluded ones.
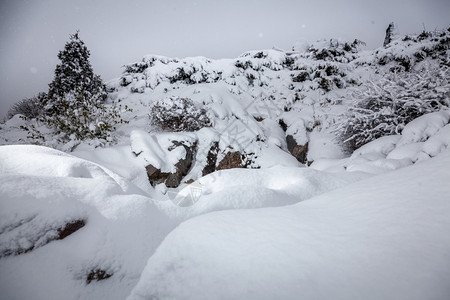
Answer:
[145,140,197,188]
[145,164,170,186]
[286,135,308,164]
[86,268,113,284]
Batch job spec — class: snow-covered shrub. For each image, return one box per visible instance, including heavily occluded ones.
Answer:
[37,90,128,141]
[336,66,450,151]
[307,39,365,63]
[7,93,46,119]
[150,97,211,132]
[375,28,450,72]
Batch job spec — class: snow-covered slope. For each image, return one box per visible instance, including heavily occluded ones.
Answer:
[0,145,366,300]
[0,145,177,300]
[128,149,450,300]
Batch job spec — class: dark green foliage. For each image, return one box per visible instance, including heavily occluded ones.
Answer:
[292,71,309,82]
[308,39,365,63]
[253,51,266,59]
[235,60,252,70]
[39,90,129,141]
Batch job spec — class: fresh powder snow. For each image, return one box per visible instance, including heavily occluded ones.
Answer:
[1,27,449,300]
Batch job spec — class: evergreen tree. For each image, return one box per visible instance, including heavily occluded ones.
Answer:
[31,31,128,144]
[45,31,107,114]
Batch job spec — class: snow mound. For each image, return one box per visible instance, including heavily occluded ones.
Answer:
[128,150,450,300]
[156,166,368,219]
[313,111,450,173]
[0,145,176,300]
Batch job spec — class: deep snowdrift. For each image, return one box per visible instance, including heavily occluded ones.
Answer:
[0,145,178,300]
[0,145,366,300]
[128,150,450,300]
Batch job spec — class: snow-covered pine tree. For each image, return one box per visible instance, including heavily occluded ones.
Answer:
[36,31,126,143]
[46,31,106,106]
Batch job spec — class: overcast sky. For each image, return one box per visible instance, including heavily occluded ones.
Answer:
[0,0,448,118]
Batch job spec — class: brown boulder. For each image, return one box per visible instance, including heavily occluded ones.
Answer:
[145,164,169,186]
[216,151,244,171]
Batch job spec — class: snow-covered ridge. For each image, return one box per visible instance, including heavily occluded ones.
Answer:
[109,29,448,95]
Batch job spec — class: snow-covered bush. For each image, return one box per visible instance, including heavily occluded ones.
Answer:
[375,28,450,72]
[336,66,450,151]
[7,93,45,119]
[150,97,211,132]
[37,90,128,141]
[306,39,365,63]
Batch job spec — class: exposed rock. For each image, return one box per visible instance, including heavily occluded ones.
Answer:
[278,119,288,132]
[165,173,181,188]
[216,151,244,171]
[57,220,86,240]
[0,218,86,258]
[145,164,169,187]
[86,268,113,284]
[286,135,308,164]
[173,141,196,177]
[165,141,197,188]
[145,140,197,188]
[202,141,219,176]
[384,22,395,47]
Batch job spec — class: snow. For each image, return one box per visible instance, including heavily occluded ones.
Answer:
[0,144,369,300]
[351,135,401,157]
[397,111,450,146]
[128,150,450,300]
[307,131,345,161]
[130,129,195,172]
[155,166,368,219]
[0,145,177,300]
[1,28,449,300]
